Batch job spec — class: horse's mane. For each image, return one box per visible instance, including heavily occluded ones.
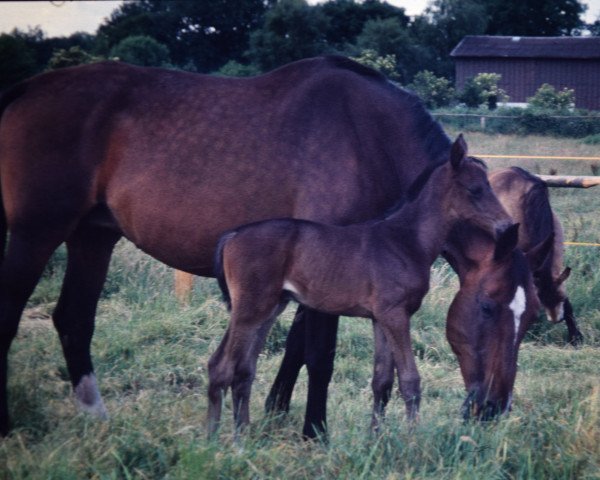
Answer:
[511,166,555,247]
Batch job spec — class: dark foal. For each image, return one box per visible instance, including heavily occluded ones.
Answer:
[207,136,512,436]
[370,223,550,429]
[0,56,460,435]
[490,167,582,345]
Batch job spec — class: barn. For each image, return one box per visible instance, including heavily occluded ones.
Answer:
[450,36,600,110]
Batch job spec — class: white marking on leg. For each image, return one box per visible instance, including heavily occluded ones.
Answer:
[74,373,108,419]
[509,286,526,346]
[556,301,565,322]
[283,279,299,295]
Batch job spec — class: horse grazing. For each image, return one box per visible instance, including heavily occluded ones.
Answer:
[0,55,484,436]
[207,136,512,436]
[371,223,549,429]
[489,167,582,345]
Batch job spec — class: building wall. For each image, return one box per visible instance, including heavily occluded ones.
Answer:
[455,58,600,110]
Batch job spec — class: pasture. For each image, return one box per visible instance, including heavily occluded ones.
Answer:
[1,131,599,479]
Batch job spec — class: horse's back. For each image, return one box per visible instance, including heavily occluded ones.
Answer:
[0,57,442,274]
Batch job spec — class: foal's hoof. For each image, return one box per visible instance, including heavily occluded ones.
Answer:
[74,374,108,419]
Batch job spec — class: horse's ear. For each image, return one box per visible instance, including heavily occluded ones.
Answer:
[450,134,467,170]
[525,232,554,271]
[556,266,571,285]
[494,223,519,261]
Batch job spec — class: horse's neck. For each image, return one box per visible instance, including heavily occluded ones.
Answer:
[385,165,452,264]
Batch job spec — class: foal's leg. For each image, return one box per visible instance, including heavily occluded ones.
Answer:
[563,298,583,346]
[52,224,120,417]
[371,321,395,431]
[207,296,282,437]
[376,309,421,421]
[231,303,286,431]
[0,230,63,435]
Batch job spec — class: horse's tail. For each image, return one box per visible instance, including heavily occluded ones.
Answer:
[214,231,237,311]
[0,83,27,263]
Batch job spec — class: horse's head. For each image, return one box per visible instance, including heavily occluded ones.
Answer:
[445,135,513,239]
[444,224,550,421]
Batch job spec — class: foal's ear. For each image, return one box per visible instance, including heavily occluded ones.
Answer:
[494,223,519,261]
[525,232,554,271]
[556,266,571,285]
[450,134,468,170]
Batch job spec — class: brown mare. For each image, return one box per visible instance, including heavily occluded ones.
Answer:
[489,167,582,345]
[0,56,476,436]
[207,136,512,436]
[371,223,550,428]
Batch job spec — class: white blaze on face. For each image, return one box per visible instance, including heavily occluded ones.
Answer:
[509,286,526,346]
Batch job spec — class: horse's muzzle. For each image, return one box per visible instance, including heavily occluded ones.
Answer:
[461,390,511,421]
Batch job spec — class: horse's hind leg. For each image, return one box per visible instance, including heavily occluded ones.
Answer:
[0,230,64,435]
[563,298,583,346]
[52,224,120,417]
[371,321,395,432]
[265,306,307,414]
[265,307,339,439]
[302,310,339,439]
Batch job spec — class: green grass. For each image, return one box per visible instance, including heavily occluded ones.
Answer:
[1,131,599,479]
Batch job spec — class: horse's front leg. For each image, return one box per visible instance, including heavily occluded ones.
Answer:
[375,308,421,421]
[563,298,583,346]
[371,320,395,432]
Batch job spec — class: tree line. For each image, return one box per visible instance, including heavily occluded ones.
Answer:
[1,0,596,93]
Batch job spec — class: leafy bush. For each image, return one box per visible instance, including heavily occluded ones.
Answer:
[459,73,508,109]
[350,49,400,81]
[109,35,171,67]
[215,60,261,77]
[408,70,454,109]
[47,46,102,70]
[527,83,575,111]
[582,133,600,145]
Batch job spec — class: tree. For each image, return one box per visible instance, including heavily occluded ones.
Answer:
[408,70,455,108]
[97,0,275,72]
[0,33,37,89]
[318,0,409,51]
[355,17,419,83]
[247,0,329,71]
[485,0,585,36]
[411,0,488,80]
[109,35,171,67]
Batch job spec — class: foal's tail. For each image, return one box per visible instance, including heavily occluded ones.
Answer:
[214,231,237,311]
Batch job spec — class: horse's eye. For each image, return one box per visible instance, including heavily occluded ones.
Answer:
[481,301,495,318]
[468,186,483,198]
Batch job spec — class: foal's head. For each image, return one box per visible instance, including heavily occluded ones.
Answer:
[445,224,551,420]
[443,135,512,239]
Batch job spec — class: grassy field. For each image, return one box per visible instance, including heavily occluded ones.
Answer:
[1,132,599,479]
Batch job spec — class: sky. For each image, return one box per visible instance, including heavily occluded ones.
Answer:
[0,0,598,38]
